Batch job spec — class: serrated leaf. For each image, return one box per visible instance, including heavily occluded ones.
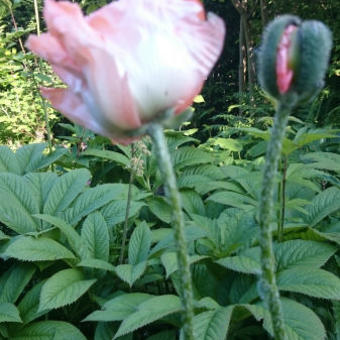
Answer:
[77,258,115,272]
[0,173,39,234]
[0,146,20,174]
[39,269,96,311]
[81,212,109,261]
[305,187,340,227]
[148,197,172,224]
[101,200,145,227]
[302,152,340,172]
[15,143,46,174]
[25,173,58,214]
[274,240,337,271]
[2,236,76,262]
[0,264,36,304]
[207,191,256,211]
[245,298,326,340]
[277,268,340,299]
[181,189,206,216]
[17,282,48,324]
[82,149,130,167]
[84,293,153,322]
[8,320,87,340]
[216,247,261,275]
[128,222,152,265]
[43,169,91,215]
[190,306,233,340]
[161,252,207,278]
[114,295,182,338]
[115,262,147,287]
[34,214,85,258]
[64,184,124,225]
[0,303,22,323]
[172,147,214,170]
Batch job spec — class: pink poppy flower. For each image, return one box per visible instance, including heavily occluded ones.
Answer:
[26,0,225,143]
[276,24,297,94]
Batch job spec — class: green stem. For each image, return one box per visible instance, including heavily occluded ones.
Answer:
[119,143,135,265]
[148,124,194,340]
[278,157,287,242]
[259,97,296,340]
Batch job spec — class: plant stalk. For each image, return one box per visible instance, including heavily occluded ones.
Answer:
[119,143,135,265]
[258,96,296,340]
[148,123,194,340]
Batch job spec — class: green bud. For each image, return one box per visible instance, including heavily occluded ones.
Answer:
[257,15,332,104]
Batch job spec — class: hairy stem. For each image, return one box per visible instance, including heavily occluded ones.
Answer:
[259,97,296,340]
[119,143,135,265]
[278,157,287,242]
[148,124,194,340]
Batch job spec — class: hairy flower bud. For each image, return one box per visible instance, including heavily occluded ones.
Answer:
[258,15,332,103]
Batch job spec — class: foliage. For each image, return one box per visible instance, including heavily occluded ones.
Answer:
[0,122,339,338]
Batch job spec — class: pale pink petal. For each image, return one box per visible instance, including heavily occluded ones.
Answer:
[43,0,100,64]
[276,25,297,94]
[41,87,111,137]
[84,48,141,130]
[26,33,79,72]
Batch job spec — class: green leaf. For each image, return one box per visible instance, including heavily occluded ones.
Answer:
[0,146,20,174]
[305,187,340,227]
[128,222,152,265]
[207,191,256,211]
[274,240,337,271]
[101,200,145,227]
[302,152,340,173]
[190,306,233,340]
[8,320,86,340]
[277,268,340,299]
[82,149,130,167]
[172,147,214,170]
[181,189,206,216]
[25,173,58,214]
[211,137,243,152]
[216,247,261,275]
[148,197,172,224]
[2,236,76,262]
[81,212,109,261]
[77,258,115,272]
[0,303,22,323]
[15,143,46,174]
[39,269,96,311]
[43,169,91,215]
[246,298,326,340]
[0,230,9,241]
[84,293,153,322]
[161,252,207,278]
[17,282,48,324]
[0,264,36,304]
[115,262,147,287]
[34,214,85,258]
[0,173,39,234]
[114,295,182,338]
[64,184,124,225]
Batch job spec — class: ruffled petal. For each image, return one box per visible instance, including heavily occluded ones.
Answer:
[41,87,110,137]
[83,48,141,130]
[43,0,100,64]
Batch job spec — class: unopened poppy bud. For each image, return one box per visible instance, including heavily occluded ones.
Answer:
[258,15,332,103]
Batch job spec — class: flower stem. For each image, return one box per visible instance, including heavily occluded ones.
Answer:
[259,96,296,340]
[148,123,194,340]
[119,143,135,265]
